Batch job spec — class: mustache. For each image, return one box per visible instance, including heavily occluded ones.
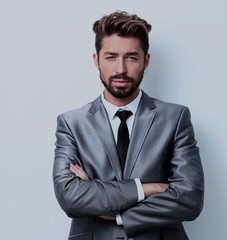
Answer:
[109,74,134,82]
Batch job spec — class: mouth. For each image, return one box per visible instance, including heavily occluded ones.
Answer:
[112,79,131,87]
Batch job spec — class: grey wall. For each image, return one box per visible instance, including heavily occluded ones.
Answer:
[1,0,226,239]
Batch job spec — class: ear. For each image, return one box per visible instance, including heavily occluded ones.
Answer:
[144,53,150,70]
[93,53,99,69]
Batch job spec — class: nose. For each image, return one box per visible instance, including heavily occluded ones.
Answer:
[115,58,126,74]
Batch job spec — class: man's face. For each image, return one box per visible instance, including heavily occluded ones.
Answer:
[93,34,150,99]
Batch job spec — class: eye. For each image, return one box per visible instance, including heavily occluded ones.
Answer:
[126,56,138,60]
[105,56,116,60]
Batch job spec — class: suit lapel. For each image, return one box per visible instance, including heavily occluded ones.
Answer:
[88,96,123,180]
[124,92,157,179]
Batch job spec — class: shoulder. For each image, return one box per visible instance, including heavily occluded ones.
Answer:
[153,98,188,111]
[142,91,189,112]
[141,92,191,122]
[154,98,191,121]
[57,95,102,122]
[58,103,92,120]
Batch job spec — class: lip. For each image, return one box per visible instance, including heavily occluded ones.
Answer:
[112,79,131,87]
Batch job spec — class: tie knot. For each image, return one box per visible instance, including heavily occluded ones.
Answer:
[116,110,132,122]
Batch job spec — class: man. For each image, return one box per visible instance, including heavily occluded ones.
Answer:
[53,11,204,240]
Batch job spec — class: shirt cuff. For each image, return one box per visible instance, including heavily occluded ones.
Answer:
[134,178,145,202]
[116,213,123,225]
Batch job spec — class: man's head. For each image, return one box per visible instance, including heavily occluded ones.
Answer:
[93,11,152,56]
[93,11,152,104]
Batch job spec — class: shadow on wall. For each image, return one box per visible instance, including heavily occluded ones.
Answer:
[182,119,225,239]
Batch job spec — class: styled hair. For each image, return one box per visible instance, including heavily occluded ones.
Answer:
[93,11,152,55]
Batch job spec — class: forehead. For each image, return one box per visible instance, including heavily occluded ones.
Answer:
[100,34,143,54]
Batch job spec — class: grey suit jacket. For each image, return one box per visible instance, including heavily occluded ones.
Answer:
[53,91,204,240]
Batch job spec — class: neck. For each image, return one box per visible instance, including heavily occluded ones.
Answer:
[103,88,140,107]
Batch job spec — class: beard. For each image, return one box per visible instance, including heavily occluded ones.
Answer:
[99,70,144,99]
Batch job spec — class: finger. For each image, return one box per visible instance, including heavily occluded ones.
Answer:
[70,164,79,176]
[99,215,115,221]
[70,164,89,180]
[75,165,89,180]
[70,166,84,179]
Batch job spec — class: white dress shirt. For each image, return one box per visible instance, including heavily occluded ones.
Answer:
[101,90,145,225]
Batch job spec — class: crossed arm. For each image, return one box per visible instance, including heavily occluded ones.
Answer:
[54,107,204,236]
[69,164,169,221]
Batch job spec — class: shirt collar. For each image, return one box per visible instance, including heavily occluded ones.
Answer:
[101,90,142,120]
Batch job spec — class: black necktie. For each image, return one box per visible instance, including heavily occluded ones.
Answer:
[115,110,132,170]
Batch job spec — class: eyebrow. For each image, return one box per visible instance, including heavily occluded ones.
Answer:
[104,52,140,56]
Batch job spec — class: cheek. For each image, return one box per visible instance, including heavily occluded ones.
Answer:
[129,65,144,76]
[100,64,114,76]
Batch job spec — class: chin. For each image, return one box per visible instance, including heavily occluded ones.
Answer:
[110,88,137,99]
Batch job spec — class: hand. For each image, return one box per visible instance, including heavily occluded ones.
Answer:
[99,215,116,221]
[142,183,169,198]
[70,164,89,180]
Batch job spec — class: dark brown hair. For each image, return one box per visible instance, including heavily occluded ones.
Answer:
[93,11,152,55]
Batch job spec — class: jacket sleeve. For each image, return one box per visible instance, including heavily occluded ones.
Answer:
[121,107,204,236]
[53,114,138,218]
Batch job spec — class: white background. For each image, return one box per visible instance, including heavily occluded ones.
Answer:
[0,1,226,239]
